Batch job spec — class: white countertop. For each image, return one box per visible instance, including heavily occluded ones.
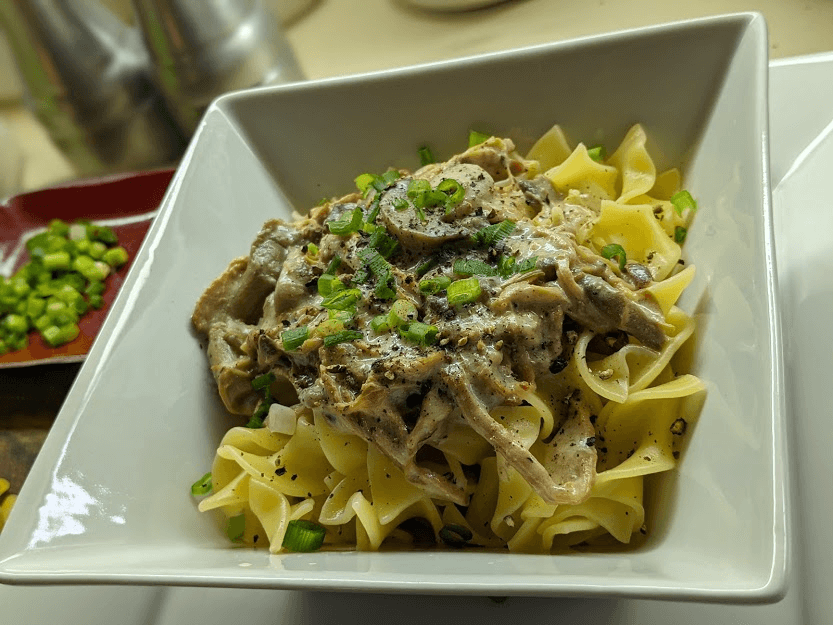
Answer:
[4,0,833,193]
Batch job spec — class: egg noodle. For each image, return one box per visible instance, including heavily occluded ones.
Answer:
[195,124,704,553]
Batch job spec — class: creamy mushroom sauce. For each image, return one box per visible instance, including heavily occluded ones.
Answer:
[192,137,667,509]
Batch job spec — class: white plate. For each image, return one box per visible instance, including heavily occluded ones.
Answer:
[0,42,826,625]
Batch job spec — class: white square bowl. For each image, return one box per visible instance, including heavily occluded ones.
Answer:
[0,12,787,602]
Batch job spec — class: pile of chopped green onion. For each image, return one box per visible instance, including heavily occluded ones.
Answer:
[0,219,129,355]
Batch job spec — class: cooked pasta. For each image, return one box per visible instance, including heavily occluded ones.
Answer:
[192,123,703,554]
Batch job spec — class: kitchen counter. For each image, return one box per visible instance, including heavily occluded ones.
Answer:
[3,0,833,193]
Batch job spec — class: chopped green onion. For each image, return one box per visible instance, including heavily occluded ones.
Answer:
[314,318,346,338]
[328,309,355,324]
[324,255,342,275]
[48,219,70,237]
[68,223,87,241]
[366,197,383,224]
[587,145,607,162]
[674,226,688,244]
[85,281,105,296]
[88,241,107,260]
[398,321,439,346]
[307,243,319,256]
[357,248,397,300]
[102,246,129,268]
[497,254,516,278]
[191,472,212,496]
[251,371,275,391]
[323,329,363,347]
[377,169,401,189]
[388,299,418,326]
[601,243,627,272]
[516,256,538,273]
[671,190,697,216]
[453,258,497,277]
[393,198,409,211]
[415,257,439,277]
[41,323,79,347]
[468,130,491,147]
[437,178,465,211]
[418,146,435,166]
[226,513,246,542]
[282,519,326,552]
[368,228,399,259]
[354,173,377,194]
[327,205,364,235]
[87,224,118,244]
[407,179,431,203]
[371,314,392,333]
[447,277,481,306]
[4,314,28,334]
[317,273,345,296]
[321,288,361,310]
[439,523,473,547]
[419,275,451,294]
[25,296,46,319]
[42,251,71,272]
[471,220,516,247]
[281,326,309,351]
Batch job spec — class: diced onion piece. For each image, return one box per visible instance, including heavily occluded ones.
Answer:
[266,403,297,435]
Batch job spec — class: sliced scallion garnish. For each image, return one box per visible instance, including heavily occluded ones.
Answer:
[515,256,538,273]
[439,523,473,547]
[674,226,687,243]
[388,299,418,326]
[670,190,697,216]
[227,513,245,542]
[251,371,275,391]
[366,197,383,224]
[317,273,345,296]
[497,254,516,278]
[418,146,435,166]
[190,472,212,496]
[281,326,309,351]
[447,277,481,306]
[323,329,363,347]
[371,314,392,333]
[358,248,397,299]
[600,243,627,272]
[587,145,607,162]
[398,321,439,346]
[453,258,497,277]
[324,254,342,275]
[368,228,399,259]
[327,205,364,235]
[321,288,361,310]
[419,275,451,295]
[436,178,465,210]
[471,219,516,247]
[468,130,491,147]
[282,519,326,552]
